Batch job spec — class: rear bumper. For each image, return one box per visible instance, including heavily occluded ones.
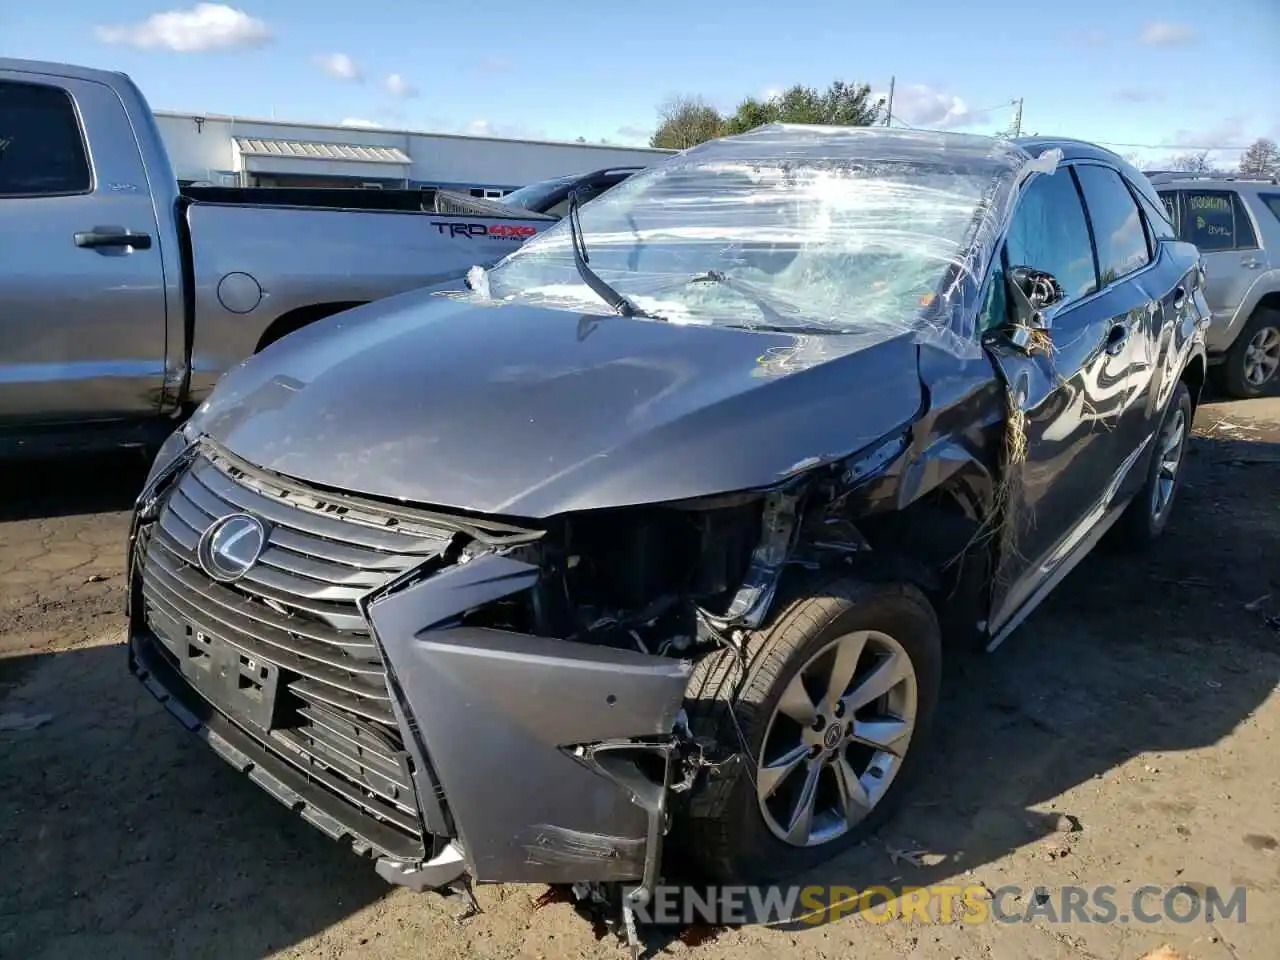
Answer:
[129,541,691,892]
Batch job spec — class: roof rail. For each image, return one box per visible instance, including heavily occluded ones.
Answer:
[1146,170,1279,185]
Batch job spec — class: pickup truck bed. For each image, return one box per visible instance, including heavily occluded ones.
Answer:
[0,57,559,455]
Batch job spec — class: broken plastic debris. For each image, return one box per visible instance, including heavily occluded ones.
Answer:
[465,264,491,299]
[0,712,54,732]
[1244,593,1272,612]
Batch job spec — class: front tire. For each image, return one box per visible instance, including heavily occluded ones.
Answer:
[680,576,942,883]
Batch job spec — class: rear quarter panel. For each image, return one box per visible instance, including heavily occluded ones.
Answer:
[185,203,550,400]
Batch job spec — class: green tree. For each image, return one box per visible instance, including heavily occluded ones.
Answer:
[649,95,725,150]
[724,96,778,136]
[724,81,882,136]
[656,80,883,149]
[818,80,882,126]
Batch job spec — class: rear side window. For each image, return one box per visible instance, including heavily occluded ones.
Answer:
[1157,191,1180,235]
[0,80,92,197]
[1075,165,1151,284]
[1133,186,1176,242]
[1262,193,1280,225]
[1179,191,1258,251]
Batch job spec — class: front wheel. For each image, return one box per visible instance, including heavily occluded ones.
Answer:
[680,577,942,883]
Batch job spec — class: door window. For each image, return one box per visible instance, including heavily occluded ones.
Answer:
[980,169,1097,332]
[0,80,92,197]
[1178,190,1258,251]
[1004,168,1098,293]
[1074,165,1151,285]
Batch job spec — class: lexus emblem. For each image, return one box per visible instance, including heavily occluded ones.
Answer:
[198,513,268,583]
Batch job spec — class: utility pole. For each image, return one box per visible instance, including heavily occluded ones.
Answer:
[1011,97,1024,137]
[883,76,895,127]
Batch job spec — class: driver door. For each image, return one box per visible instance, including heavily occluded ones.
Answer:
[982,163,1146,641]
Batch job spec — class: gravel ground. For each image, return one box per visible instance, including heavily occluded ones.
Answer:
[1,395,1277,960]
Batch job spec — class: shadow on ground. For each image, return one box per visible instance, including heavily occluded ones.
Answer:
[0,423,1276,959]
[644,430,1279,948]
[0,642,394,960]
[0,450,151,523]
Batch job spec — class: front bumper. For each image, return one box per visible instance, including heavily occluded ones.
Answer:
[127,442,692,892]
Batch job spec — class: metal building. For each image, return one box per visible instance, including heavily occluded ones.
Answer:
[154,111,673,196]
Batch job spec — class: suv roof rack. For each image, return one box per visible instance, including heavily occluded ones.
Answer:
[1146,170,1280,186]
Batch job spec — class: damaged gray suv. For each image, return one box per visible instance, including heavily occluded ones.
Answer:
[127,124,1208,936]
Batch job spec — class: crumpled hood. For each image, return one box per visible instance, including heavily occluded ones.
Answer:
[191,285,924,518]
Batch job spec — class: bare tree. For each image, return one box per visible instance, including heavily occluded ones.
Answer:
[1238,138,1279,177]
[1167,151,1216,174]
[650,95,725,150]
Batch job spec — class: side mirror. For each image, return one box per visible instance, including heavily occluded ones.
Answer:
[1004,265,1066,352]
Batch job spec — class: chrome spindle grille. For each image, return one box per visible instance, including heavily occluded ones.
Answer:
[138,446,451,842]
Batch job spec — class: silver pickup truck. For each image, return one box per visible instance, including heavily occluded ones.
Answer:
[0,58,560,455]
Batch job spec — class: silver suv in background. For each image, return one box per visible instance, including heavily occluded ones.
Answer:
[1150,173,1280,397]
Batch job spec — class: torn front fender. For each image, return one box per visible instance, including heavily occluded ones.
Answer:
[365,554,692,885]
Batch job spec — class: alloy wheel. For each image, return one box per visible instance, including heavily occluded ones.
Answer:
[756,630,917,848]
[1149,405,1187,522]
[1242,325,1280,387]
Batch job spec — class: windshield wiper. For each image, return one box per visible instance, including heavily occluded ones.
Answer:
[688,270,792,327]
[566,188,657,319]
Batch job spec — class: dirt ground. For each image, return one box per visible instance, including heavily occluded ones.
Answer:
[1,393,1277,960]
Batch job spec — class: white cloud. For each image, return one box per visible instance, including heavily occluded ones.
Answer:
[1114,86,1164,104]
[385,73,419,98]
[316,53,361,82]
[479,57,513,74]
[94,3,270,52]
[881,84,971,128]
[460,118,546,140]
[616,124,652,143]
[340,118,382,128]
[761,87,783,102]
[1146,117,1253,169]
[1140,22,1196,47]
[1166,117,1248,150]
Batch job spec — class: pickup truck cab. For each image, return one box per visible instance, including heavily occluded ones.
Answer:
[499,166,643,218]
[0,58,561,455]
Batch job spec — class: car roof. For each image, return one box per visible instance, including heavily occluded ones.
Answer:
[1012,136,1129,167]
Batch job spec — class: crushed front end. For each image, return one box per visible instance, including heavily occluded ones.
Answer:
[125,437,770,909]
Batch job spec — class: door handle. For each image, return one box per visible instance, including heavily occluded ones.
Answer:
[1105,322,1129,356]
[74,227,152,250]
[1240,257,1263,270]
[1172,286,1186,310]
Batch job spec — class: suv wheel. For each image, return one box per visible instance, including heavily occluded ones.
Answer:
[680,577,941,883]
[1117,379,1192,546]
[1219,308,1280,398]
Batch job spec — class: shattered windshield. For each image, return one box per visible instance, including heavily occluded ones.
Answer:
[476,125,1043,354]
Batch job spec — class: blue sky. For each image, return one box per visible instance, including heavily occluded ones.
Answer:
[3,0,1277,167]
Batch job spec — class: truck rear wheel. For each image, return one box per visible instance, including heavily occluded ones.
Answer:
[1218,308,1280,398]
[681,576,942,883]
